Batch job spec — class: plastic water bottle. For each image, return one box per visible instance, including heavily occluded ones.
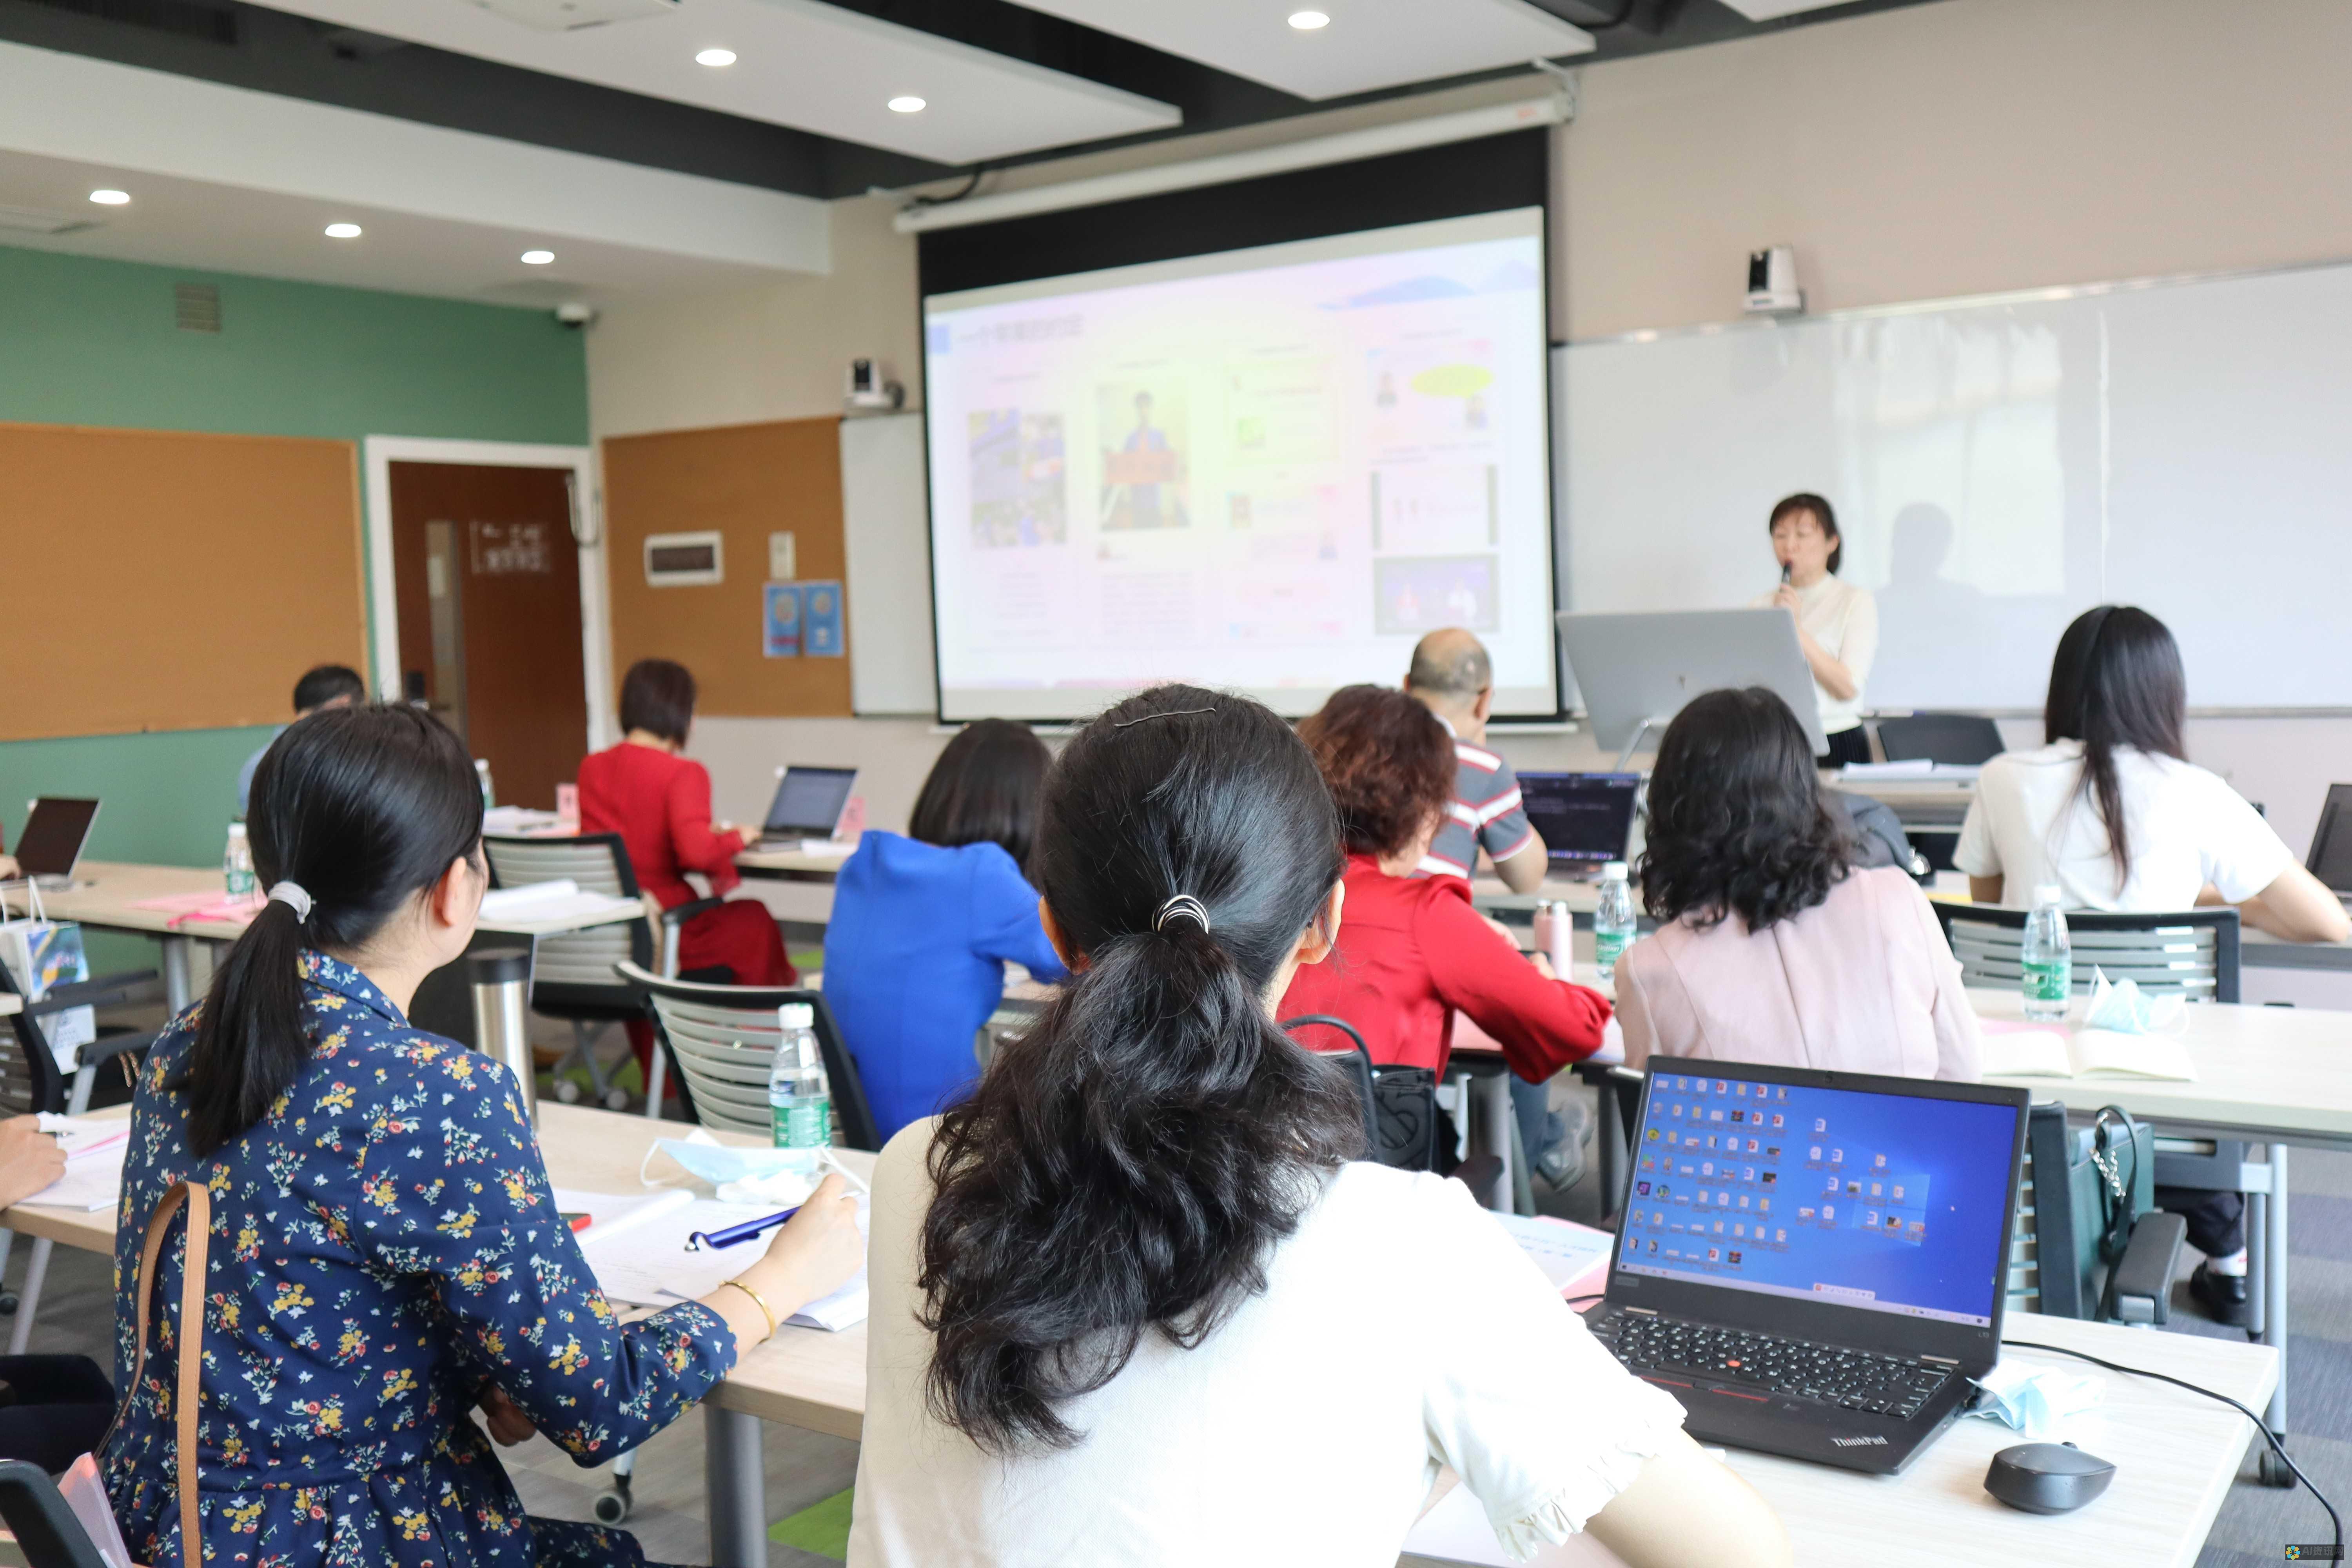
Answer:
[2022,884,2072,1022]
[770,1003,832,1149]
[1593,861,1636,983]
[223,823,256,902]
[474,759,495,811]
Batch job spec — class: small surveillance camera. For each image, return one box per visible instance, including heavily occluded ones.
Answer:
[555,302,598,329]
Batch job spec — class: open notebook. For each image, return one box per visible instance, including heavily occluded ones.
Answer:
[557,1187,870,1331]
[1977,1020,2196,1082]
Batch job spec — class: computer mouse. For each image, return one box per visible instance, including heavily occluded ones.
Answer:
[1984,1441,2115,1514]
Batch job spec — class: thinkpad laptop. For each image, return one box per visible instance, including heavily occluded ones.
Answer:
[2307,783,2352,900]
[1519,771,1640,878]
[11,797,101,887]
[1584,1057,2029,1475]
[753,766,858,849]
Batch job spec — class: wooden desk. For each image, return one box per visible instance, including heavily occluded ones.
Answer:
[733,846,853,882]
[1414,1312,2275,1568]
[40,861,645,1012]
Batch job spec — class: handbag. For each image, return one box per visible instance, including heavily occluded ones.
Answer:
[0,882,96,1072]
[55,1179,210,1567]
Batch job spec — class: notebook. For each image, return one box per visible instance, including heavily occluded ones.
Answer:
[1976,1019,2196,1082]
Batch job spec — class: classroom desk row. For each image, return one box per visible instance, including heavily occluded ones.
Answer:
[3,1096,2277,1568]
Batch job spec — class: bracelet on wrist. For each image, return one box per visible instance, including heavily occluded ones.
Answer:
[721,1278,777,1339]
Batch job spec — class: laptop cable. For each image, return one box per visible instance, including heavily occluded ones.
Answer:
[1995,1339,2339,1559]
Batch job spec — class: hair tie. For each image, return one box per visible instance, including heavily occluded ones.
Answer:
[267,881,313,922]
[1154,894,1211,935]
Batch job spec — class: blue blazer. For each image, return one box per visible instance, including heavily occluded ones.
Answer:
[822,832,1068,1140]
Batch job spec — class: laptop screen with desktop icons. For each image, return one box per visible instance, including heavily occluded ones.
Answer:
[1617,1066,2021,1329]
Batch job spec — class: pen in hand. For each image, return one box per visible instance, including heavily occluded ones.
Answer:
[686,1205,803,1252]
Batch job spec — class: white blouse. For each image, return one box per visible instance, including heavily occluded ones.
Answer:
[847,1122,1687,1567]
[1750,574,1878,737]
[1953,739,2294,911]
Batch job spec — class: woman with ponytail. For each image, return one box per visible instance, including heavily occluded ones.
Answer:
[847,686,1789,1568]
[103,705,862,1567]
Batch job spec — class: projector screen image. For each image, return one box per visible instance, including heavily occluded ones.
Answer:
[922,207,1555,722]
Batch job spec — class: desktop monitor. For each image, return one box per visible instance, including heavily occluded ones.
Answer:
[763,767,858,840]
[2309,783,2352,896]
[12,798,100,881]
[1519,772,1640,869]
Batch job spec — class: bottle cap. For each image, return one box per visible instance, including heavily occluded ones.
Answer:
[780,1002,815,1029]
[2033,884,2063,906]
[228,822,247,838]
[1601,860,1628,880]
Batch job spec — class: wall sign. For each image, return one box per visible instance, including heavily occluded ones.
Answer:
[763,582,802,657]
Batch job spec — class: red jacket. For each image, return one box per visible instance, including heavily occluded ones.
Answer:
[1279,855,1609,1083]
[576,742,748,910]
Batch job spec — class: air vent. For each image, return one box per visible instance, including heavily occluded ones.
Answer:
[18,0,238,45]
[174,283,223,334]
[459,0,679,33]
[0,204,98,237]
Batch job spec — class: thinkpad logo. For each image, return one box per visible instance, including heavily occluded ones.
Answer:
[1829,1435,1888,1449]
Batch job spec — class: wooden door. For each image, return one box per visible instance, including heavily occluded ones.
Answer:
[389,463,587,809]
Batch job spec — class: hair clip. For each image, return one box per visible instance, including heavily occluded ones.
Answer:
[1111,706,1217,728]
[1154,894,1212,935]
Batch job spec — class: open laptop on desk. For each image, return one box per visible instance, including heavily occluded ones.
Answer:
[1583,1057,2029,1475]
[9,797,101,887]
[2308,783,2352,902]
[753,766,858,850]
[1518,771,1639,879]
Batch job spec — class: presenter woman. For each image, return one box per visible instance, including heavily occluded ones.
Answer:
[1751,493,1878,768]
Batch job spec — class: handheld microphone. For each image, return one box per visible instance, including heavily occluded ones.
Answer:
[1780,563,1792,588]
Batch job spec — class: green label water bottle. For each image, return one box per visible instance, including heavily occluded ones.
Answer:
[2021,884,2072,1023]
[770,1002,833,1149]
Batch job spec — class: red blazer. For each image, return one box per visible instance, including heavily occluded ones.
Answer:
[1279,855,1608,1083]
[576,743,748,910]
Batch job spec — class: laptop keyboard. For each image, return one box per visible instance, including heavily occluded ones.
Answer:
[1586,1309,1955,1418]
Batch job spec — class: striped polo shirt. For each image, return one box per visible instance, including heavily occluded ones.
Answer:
[1420,719,1537,880]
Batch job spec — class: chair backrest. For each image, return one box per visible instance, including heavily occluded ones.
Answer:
[0,960,67,1117]
[1875,713,2007,767]
[1938,904,2240,1004]
[1281,1015,1379,1156]
[485,833,653,1012]
[617,962,881,1151]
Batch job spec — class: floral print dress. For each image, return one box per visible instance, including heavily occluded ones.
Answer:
[102,951,736,1567]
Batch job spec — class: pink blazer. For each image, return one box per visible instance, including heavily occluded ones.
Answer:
[1615,866,1981,1081]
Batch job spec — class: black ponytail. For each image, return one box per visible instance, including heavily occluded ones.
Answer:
[2043,606,2187,888]
[918,685,1363,1454]
[181,704,483,1158]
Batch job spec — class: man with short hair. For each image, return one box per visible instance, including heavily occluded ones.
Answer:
[1405,628,1549,894]
[236,664,367,817]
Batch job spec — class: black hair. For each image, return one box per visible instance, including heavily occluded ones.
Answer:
[292,664,366,713]
[2043,605,2187,886]
[1769,492,1842,575]
[1637,686,1854,931]
[619,659,697,746]
[918,684,1363,1454]
[908,719,1052,876]
[181,704,484,1158]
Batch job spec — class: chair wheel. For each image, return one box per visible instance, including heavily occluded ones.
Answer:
[603,1086,632,1112]
[0,1292,16,1317]
[2259,1446,2296,1487]
[554,1079,582,1105]
[592,1481,633,1525]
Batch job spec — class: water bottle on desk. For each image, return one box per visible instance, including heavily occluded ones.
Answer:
[1593,861,1635,983]
[769,1003,833,1149]
[474,759,495,811]
[2022,884,2072,1022]
[224,823,256,902]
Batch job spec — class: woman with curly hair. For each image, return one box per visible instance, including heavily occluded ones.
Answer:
[1278,684,1608,1085]
[1616,686,1979,1079]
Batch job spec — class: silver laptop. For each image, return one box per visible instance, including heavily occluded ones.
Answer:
[754,768,858,848]
[13,797,100,887]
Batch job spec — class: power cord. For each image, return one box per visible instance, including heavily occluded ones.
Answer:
[2001,1339,2340,1558]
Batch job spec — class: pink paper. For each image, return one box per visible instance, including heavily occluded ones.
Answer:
[127,891,232,913]
[58,1452,140,1566]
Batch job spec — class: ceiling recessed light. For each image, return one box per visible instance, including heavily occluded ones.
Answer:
[887,94,926,113]
[324,222,363,240]
[1287,9,1330,27]
[695,47,736,67]
[521,250,556,266]
[89,189,131,206]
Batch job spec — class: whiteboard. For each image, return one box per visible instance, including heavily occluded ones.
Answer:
[840,413,939,716]
[1556,262,2352,711]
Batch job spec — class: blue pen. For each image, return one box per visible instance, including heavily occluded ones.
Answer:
[686,1205,801,1252]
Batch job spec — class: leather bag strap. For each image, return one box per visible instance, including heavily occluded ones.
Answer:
[118,1180,209,1563]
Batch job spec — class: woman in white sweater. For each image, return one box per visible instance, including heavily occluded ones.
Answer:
[848,685,1790,1568]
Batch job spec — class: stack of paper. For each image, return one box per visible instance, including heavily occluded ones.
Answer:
[562,1186,871,1330]
[1490,1211,1615,1299]
[477,881,639,925]
[21,1114,129,1211]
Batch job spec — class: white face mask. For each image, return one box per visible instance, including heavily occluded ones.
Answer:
[639,1136,822,1189]
[2081,969,2185,1036]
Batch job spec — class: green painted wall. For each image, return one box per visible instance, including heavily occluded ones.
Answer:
[0,245,590,871]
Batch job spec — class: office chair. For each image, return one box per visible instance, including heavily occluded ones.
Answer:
[615,964,880,1152]
[2007,1102,2185,1325]
[481,834,720,1113]
[0,961,163,1350]
[1874,712,2006,766]
[1279,1016,1506,1207]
